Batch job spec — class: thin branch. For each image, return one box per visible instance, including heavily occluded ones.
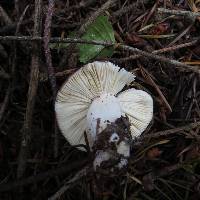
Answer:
[140,66,172,112]
[48,167,89,200]
[152,38,199,54]
[1,35,198,53]
[0,19,32,34]
[43,0,57,99]
[17,0,42,178]
[43,0,58,158]
[58,0,117,67]
[79,0,117,35]
[157,7,200,19]
[0,86,10,122]
[0,3,29,128]
[107,38,199,62]
[117,44,200,73]
[0,35,113,46]
[142,163,181,191]
[0,5,12,25]
[144,121,200,138]
[112,3,139,18]
[167,23,194,47]
[112,0,150,18]
[0,36,199,73]
[0,159,87,192]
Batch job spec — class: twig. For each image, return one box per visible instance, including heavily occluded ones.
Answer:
[58,0,117,67]
[13,5,29,72]
[0,19,32,34]
[55,68,78,77]
[113,3,138,18]
[142,0,159,27]
[43,0,58,158]
[0,5,12,25]
[157,7,200,20]
[0,86,10,123]
[0,159,87,192]
[0,36,113,46]
[140,66,172,112]
[117,44,200,73]
[0,36,199,73]
[0,35,199,52]
[112,0,150,18]
[79,0,117,35]
[142,163,181,191]
[54,0,97,14]
[153,38,199,54]
[48,166,89,200]
[107,55,140,62]
[107,38,199,62]
[43,0,57,99]
[17,0,42,178]
[167,23,194,47]
[79,0,97,8]
[0,2,28,129]
[144,121,200,138]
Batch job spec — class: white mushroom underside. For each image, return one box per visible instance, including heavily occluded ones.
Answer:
[55,61,135,148]
[118,88,153,137]
[55,61,153,150]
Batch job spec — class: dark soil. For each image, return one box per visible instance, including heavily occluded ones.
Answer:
[0,0,200,199]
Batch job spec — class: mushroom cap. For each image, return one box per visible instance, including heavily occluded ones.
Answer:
[55,61,153,150]
[55,61,135,148]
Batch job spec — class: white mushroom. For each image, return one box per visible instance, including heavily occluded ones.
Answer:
[55,61,153,156]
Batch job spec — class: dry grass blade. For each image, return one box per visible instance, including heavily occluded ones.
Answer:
[48,167,89,200]
[144,121,200,138]
[0,0,200,199]
[0,5,12,25]
[117,44,200,73]
[140,66,172,112]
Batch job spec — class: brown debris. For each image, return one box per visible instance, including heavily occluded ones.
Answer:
[0,0,200,199]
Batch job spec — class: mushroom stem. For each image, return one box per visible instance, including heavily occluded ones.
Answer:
[87,93,122,147]
[92,116,132,170]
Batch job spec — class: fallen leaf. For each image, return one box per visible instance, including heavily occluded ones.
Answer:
[78,15,115,63]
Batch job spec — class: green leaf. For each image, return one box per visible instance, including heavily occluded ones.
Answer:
[49,16,115,63]
[78,15,115,63]
[97,46,114,58]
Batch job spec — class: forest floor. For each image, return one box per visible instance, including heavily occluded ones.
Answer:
[0,0,200,199]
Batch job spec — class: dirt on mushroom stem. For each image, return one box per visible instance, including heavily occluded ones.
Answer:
[92,116,132,172]
[89,116,133,195]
